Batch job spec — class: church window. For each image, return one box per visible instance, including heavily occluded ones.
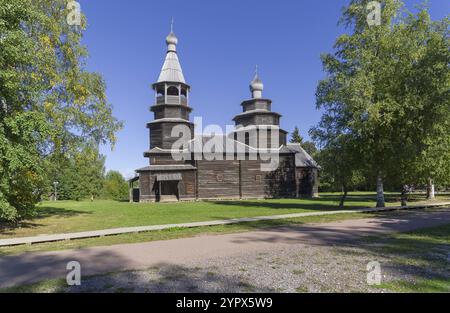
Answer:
[167,86,179,96]
[156,86,164,97]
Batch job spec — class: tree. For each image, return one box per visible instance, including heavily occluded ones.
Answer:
[72,147,106,201]
[323,0,404,207]
[290,127,303,144]
[46,146,106,201]
[312,132,365,207]
[377,8,450,204]
[290,126,318,156]
[402,12,450,199]
[0,0,122,222]
[312,0,449,207]
[103,171,129,202]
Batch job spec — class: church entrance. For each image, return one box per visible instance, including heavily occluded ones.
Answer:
[298,170,313,198]
[155,173,182,202]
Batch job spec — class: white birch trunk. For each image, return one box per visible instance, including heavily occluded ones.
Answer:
[376,175,385,208]
[427,178,435,200]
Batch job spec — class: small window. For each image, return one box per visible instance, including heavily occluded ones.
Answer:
[255,175,262,182]
[245,133,250,146]
[156,86,164,97]
[216,174,224,182]
[180,88,187,104]
[167,86,179,96]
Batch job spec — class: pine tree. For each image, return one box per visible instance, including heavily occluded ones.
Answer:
[290,127,304,144]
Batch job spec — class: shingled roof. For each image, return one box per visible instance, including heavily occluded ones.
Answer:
[157,31,186,84]
[143,135,319,162]
[285,143,319,168]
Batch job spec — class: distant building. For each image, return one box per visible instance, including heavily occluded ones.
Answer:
[130,29,319,202]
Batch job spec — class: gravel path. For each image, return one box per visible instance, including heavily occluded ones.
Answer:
[2,209,449,292]
[45,235,449,293]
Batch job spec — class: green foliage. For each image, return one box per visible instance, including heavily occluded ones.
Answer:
[0,0,122,222]
[0,112,52,220]
[290,126,317,156]
[301,142,318,157]
[290,127,303,144]
[103,171,129,202]
[46,146,106,201]
[311,0,450,198]
[314,137,366,193]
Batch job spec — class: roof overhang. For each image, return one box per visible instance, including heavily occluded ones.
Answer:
[150,103,193,113]
[136,164,197,172]
[240,98,273,106]
[152,81,191,90]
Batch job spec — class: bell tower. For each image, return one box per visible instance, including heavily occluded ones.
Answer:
[148,24,194,151]
[233,67,288,148]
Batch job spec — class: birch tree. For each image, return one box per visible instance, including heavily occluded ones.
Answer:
[313,0,449,206]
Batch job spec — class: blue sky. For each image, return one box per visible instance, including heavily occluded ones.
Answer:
[79,0,449,178]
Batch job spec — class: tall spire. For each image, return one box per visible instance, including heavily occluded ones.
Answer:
[250,65,264,99]
[166,18,178,53]
[157,19,186,84]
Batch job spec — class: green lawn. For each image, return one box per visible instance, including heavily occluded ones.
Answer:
[0,212,375,256]
[1,192,446,240]
[370,223,450,292]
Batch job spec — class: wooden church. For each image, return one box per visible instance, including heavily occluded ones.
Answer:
[130,28,319,202]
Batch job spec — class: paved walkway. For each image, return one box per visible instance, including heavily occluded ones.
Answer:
[0,208,449,289]
[1,202,449,247]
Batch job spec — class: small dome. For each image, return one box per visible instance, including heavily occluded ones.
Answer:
[166,32,178,46]
[250,76,264,91]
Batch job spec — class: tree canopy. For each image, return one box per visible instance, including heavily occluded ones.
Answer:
[290,126,318,156]
[0,0,122,222]
[311,0,449,206]
[103,171,129,202]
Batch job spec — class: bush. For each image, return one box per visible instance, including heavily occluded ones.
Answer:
[103,171,129,201]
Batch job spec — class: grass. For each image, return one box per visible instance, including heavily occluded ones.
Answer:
[0,192,447,256]
[2,278,67,293]
[293,269,305,275]
[295,286,309,293]
[2,213,450,293]
[365,223,450,254]
[367,223,450,293]
[2,192,439,240]
[378,278,450,293]
[0,212,376,256]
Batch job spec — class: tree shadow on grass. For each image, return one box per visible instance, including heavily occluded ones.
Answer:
[0,206,92,235]
[209,199,368,211]
[222,210,450,245]
[359,235,450,289]
[209,193,437,211]
[33,206,92,219]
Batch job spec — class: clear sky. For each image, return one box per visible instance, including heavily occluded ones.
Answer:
[78,0,449,178]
